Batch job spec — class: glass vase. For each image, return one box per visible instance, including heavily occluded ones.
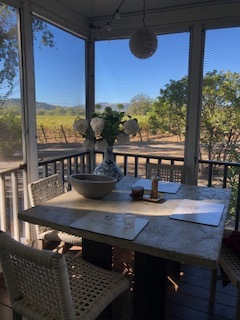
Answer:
[93,146,123,182]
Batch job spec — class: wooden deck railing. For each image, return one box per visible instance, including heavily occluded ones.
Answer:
[0,150,91,241]
[0,149,239,242]
[0,164,28,241]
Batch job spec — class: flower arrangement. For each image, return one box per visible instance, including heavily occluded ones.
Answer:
[73,107,139,150]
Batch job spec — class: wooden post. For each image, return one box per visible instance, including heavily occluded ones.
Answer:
[60,125,68,143]
[40,125,47,142]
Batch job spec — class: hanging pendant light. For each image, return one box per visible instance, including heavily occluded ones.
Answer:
[129,0,158,59]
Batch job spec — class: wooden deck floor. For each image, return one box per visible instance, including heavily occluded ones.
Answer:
[0,262,236,320]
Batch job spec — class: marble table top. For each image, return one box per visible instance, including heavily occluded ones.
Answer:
[19,176,231,268]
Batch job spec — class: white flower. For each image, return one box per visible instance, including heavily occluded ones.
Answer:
[90,117,105,134]
[95,139,108,150]
[116,132,130,144]
[73,118,89,134]
[82,139,95,150]
[124,119,139,136]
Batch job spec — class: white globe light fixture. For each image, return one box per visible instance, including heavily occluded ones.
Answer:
[130,26,158,59]
[129,0,158,59]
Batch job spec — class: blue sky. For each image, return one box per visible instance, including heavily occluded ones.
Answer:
[95,32,189,104]
[17,24,240,106]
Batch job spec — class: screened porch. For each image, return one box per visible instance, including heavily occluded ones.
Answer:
[1,1,240,319]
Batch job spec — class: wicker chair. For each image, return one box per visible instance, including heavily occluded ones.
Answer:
[210,244,240,320]
[146,163,185,183]
[146,163,185,290]
[28,173,82,250]
[0,230,130,320]
[219,245,240,320]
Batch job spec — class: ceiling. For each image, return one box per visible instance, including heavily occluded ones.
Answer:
[31,0,240,40]
[55,0,234,19]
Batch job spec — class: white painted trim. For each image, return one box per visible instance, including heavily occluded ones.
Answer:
[2,0,89,39]
[1,0,21,7]
[90,2,240,40]
[19,2,38,183]
[184,25,205,185]
[29,0,89,39]
[6,1,240,41]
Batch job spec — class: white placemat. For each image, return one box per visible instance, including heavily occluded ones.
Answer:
[132,178,181,194]
[69,212,149,240]
[170,199,225,226]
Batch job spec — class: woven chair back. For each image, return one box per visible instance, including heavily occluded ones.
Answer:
[146,163,185,183]
[28,173,64,206]
[0,231,75,320]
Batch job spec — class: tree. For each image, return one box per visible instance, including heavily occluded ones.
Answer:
[95,104,102,112]
[150,77,188,140]
[151,70,240,161]
[127,93,153,116]
[117,103,124,111]
[0,4,55,158]
[201,70,240,161]
[0,4,54,105]
[0,112,22,159]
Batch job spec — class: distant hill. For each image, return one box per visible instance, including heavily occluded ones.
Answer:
[2,98,85,110]
[3,99,130,111]
[3,98,21,108]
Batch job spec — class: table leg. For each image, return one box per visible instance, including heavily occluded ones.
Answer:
[134,251,168,320]
[82,238,112,270]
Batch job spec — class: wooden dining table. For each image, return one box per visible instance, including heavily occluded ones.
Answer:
[18,176,231,320]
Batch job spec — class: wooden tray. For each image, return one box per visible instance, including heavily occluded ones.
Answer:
[129,192,164,203]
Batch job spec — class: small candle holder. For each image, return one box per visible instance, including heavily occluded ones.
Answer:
[131,186,144,198]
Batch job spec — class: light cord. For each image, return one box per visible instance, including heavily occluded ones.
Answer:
[90,0,126,31]
[142,0,146,27]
